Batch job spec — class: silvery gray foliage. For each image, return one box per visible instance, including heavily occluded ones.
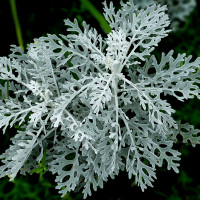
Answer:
[0,1,200,198]
[133,0,196,30]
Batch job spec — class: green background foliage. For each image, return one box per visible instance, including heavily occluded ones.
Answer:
[0,0,200,199]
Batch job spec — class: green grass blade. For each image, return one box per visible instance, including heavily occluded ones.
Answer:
[9,0,24,52]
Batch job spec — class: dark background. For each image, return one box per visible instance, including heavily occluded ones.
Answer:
[1,0,200,199]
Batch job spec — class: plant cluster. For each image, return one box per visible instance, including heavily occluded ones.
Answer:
[0,1,200,198]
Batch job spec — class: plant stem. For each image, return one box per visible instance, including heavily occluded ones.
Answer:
[80,0,112,33]
[9,0,24,52]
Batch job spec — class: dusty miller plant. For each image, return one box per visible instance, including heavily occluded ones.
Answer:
[0,1,200,198]
[133,0,196,30]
